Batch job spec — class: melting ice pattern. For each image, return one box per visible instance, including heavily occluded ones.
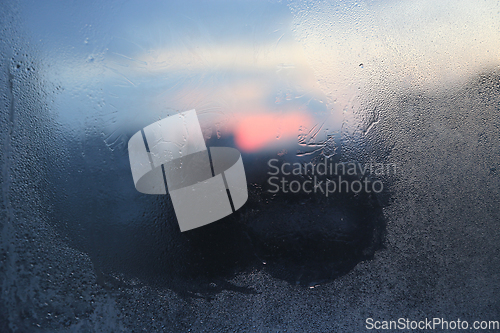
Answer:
[1,0,500,331]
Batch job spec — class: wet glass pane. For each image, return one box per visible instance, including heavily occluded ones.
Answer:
[1,0,499,331]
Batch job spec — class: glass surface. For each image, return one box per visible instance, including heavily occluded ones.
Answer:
[1,0,499,331]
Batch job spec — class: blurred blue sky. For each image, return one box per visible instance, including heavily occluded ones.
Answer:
[20,0,500,153]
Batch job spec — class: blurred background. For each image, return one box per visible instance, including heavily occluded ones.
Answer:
[1,0,499,331]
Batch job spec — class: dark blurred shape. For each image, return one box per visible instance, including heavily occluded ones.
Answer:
[43,132,386,297]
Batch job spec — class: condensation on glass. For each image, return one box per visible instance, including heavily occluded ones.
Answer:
[1,0,499,331]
